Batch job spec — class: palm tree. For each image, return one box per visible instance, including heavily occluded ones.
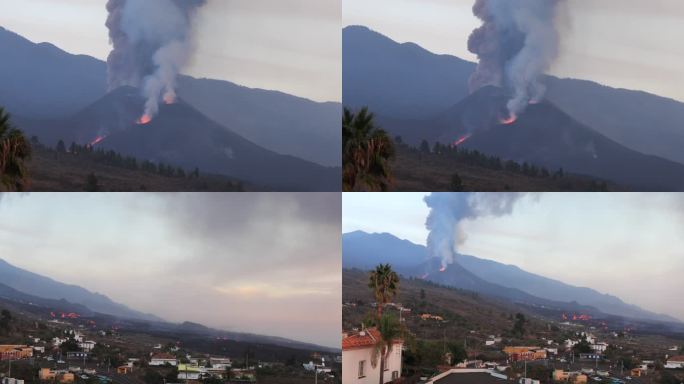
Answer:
[371,314,401,384]
[342,107,395,191]
[0,107,31,191]
[368,264,399,320]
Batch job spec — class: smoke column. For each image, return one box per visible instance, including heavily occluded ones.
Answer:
[105,0,206,120]
[424,193,527,269]
[468,0,563,119]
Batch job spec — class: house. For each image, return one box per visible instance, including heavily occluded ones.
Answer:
[630,368,646,377]
[342,328,403,384]
[33,346,46,354]
[553,370,587,384]
[177,364,202,380]
[0,345,33,360]
[59,373,75,384]
[210,357,232,369]
[39,368,57,381]
[79,341,96,352]
[591,342,608,353]
[664,356,684,369]
[503,347,547,361]
[425,368,508,384]
[117,366,133,374]
[421,314,445,321]
[150,353,178,366]
[2,378,25,384]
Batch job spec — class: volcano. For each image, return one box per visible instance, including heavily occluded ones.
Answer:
[421,86,684,191]
[22,87,339,191]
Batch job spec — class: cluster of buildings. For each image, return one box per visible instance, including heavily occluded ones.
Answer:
[0,345,33,360]
[342,328,403,384]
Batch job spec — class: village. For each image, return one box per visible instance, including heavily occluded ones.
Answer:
[341,268,684,384]
[0,312,340,384]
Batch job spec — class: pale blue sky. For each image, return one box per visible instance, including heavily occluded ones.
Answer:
[0,0,341,102]
[343,192,684,321]
[0,193,341,348]
[343,0,684,103]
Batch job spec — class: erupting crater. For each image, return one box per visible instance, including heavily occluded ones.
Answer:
[500,114,517,125]
[137,114,152,125]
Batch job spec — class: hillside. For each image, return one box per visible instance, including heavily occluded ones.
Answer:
[24,143,247,192]
[343,25,684,166]
[391,143,617,192]
[343,268,547,343]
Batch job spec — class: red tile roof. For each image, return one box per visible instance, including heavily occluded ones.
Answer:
[669,355,684,362]
[342,328,402,351]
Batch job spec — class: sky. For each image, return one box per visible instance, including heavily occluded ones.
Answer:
[343,0,684,103]
[0,0,341,103]
[343,192,684,322]
[0,193,341,349]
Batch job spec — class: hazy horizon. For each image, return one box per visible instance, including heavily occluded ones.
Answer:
[342,192,684,322]
[0,0,341,103]
[0,193,342,349]
[343,0,684,103]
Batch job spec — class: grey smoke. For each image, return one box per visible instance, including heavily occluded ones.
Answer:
[468,0,564,118]
[424,192,527,268]
[105,0,206,119]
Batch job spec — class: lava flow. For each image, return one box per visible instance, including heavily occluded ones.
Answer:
[500,114,518,125]
[89,136,106,146]
[439,266,447,272]
[453,134,472,147]
[137,114,152,125]
[163,93,176,105]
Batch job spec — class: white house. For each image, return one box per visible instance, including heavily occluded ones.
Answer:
[664,356,684,369]
[342,328,403,384]
[209,357,232,370]
[79,341,96,352]
[149,353,178,366]
[591,342,608,353]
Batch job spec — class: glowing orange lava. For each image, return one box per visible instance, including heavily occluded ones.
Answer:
[163,94,176,104]
[500,114,517,125]
[137,114,152,125]
[453,134,472,147]
[439,266,447,272]
[90,136,106,146]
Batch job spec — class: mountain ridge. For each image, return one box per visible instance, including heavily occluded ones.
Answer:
[342,230,680,323]
[0,257,161,321]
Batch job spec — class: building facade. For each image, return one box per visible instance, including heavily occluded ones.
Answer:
[342,329,403,384]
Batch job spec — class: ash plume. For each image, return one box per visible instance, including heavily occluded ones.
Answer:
[424,193,527,269]
[468,0,564,118]
[105,0,206,119]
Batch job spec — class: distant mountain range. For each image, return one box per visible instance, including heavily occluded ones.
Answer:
[0,258,338,352]
[0,258,160,321]
[342,25,684,168]
[342,230,680,324]
[0,26,340,168]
